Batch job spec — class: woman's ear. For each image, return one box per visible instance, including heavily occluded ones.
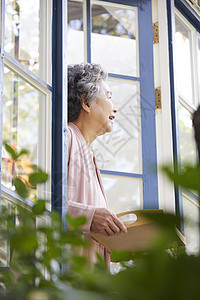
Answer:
[81,94,90,112]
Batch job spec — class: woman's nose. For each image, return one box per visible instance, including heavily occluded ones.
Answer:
[113,105,118,114]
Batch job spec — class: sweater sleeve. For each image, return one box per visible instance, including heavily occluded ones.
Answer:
[67,126,95,232]
[67,127,72,165]
[67,200,96,232]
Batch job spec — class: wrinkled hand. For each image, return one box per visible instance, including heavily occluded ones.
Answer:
[90,208,127,236]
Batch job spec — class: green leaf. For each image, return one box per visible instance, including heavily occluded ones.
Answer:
[32,200,46,215]
[51,211,62,228]
[4,143,17,160]
[162,165,200,193]
[51,211,61,222]
[111,250,132,262]
[140,211,185,250]
[30,165,44,173]
[16,149,30,159]
[14,177,29,199]
[29,171,48,185]
[66,214,87,227]
[9,261,22,273]
[11,231,38,253]
[141,211,180,230]
[31,164,40,171]
[60,231,87,246]
[94,253,107,271]
[71,256,88,269]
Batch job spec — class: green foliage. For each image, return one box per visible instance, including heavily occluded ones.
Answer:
[29,171,48,186]
[2,202,194,300]
[67,214,87,228]
[111,250,133,262]
[1,144,200,300]
[140,211,183,248]
[13,177,29,199]
[3,143,48,200]
[4,143,18,160]
[32,199,46,215]
[0,201,90,299]
[4,143,30,160]
[162,165,200,193]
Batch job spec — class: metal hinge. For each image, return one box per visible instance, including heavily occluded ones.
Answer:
[155,87,161,109]
[153,22,159,44]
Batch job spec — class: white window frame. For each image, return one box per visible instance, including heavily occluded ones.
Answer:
[0,0,52,222]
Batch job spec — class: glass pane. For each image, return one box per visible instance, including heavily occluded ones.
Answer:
[178,103,197,166]
[2,67,41,201]
[67,0,84,64]
[0,198,11,267]
[91,3,138,76]
[93,81,142,174]
[183,195,199,254]
[175,16,193,103]
[5,0,51,82]
[102,175,142,214]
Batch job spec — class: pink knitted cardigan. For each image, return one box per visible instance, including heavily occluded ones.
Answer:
[67,122,110,266]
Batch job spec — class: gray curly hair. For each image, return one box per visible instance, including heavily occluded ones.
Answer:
[68,63,107,122]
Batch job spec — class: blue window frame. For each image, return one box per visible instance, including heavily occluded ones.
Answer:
[51,0,68,226]
[66,0,158,214]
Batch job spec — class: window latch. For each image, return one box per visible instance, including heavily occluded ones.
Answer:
[155,87,161,109]
[153,22,159,44]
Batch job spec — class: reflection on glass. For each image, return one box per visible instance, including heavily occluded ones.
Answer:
[178,103,197,166]
[2,67,40,201]
[102,175,142,214]
[183,195,199,254]
[175,16,193,103]
[93,81,142,173]
[91,3,138,76]
[67,0,84,64]
[0,198,11,267]
[5,0,50,81]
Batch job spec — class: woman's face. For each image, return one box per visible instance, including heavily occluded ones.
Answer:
[90,82,117,136]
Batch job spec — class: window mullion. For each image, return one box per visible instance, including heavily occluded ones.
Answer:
[168,0,184,233]
[138,0,158,209]
[52,0,68,227]
[83,0,87,62]
[192,30,200,107]
[86,0,91,62]
[4,53,52,94]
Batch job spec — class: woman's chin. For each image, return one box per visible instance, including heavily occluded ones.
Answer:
[97,125,112,136]
[105,125,113,134]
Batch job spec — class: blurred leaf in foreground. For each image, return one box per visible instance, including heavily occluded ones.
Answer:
[111,250,133,262]
[66,214,87,228]
[162,165,200,193]
[32,199,46,215]
[141,210,181,230]
[29,171,48,186]
[14,177,29,199]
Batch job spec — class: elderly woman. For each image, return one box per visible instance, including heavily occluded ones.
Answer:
[67,63,127,266]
